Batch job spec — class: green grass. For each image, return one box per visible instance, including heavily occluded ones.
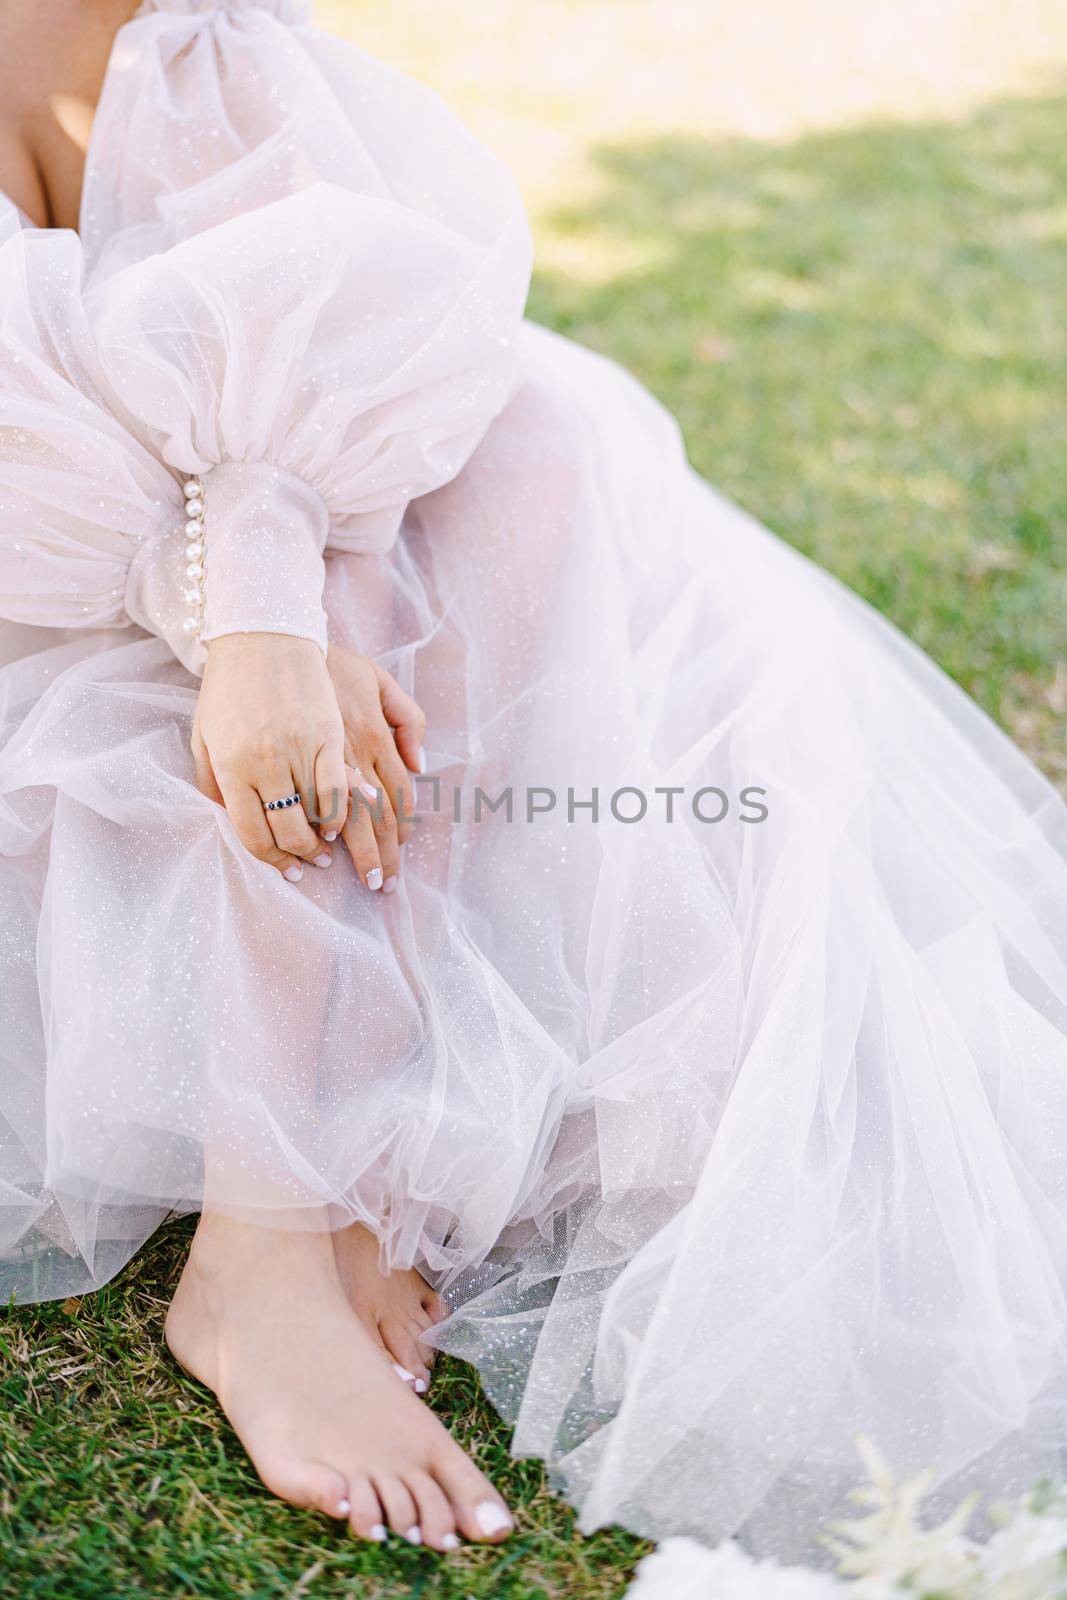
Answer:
[3,16,1067,1600]
[1,1220,645,1599]
[527,95,1067,784]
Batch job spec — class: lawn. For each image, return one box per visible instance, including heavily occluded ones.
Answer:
[2,3,1066,1597]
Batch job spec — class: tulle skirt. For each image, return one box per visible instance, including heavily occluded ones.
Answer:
[2,322,1066,1556]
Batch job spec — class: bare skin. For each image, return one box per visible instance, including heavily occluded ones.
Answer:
[166,1214,513,1550]
[333,1223,448,1394]
[4,1,514,1546]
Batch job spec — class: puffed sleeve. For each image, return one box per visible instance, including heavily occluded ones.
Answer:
[0,221,182,640]
[0,1,533,675]
[92,173,530,669]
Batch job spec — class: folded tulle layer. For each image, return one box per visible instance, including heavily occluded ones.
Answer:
[3,324,1067,1555]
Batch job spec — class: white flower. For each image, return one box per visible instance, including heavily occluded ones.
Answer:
[981,1506,1067,1599]
[625,1454,1067,1600]
[626,1536,844,1600]
[826,1437,982,1599]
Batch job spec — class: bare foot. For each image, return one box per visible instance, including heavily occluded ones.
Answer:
[333,1221,446,1393]
[165,1211,513,1550]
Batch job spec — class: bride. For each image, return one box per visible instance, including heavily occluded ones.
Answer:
[2,0,1066,1566]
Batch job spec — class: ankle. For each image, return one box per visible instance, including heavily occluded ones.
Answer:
[188,1209,336,1286]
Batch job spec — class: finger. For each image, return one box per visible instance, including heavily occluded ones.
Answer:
[346,758,379,805]
[342,786,384,891]
[365,763,400,886]
[375,664,426,774]
[262,774,333,869]
[216,776,306,882]
[313,741,349,843]
[375,739,416,848]
[191,727,224,805]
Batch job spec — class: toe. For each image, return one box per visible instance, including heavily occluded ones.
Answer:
[346,1477,388,1544]
[409,1470,460,1552]
[380,1316,431,1392]
[432,1446,514,1544]
[262,1459,350,1520]
[422,1288,448,1323]
[408,1315,438,1373]
[375,1475,422,1544]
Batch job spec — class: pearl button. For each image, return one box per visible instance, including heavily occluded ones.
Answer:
[186,541,205,559]
[186,560,205,579]
[183,479,203,498]
[182,616,199,635]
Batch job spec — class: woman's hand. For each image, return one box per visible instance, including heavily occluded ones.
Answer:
[192,633,347,881]
[326,645,425,894]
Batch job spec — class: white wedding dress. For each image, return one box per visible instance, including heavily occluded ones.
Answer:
[1,0,1066,1563]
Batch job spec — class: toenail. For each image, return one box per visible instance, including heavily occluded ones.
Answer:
[336,1498,351,1516]
[475,1501,513,1536]
[405,1525,422,1545]
[414,1377,428,1394]
[369,1523,387,1541]
[392,1362,417,1384]
[442,1532,461,1551]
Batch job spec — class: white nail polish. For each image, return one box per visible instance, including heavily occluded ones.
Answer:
[414,1377,427,1394]
[369,1522,387,1541]
[442,1532,460,1550]
[366,867,384,891]
[383,875,398,894]
[417,747,427,774]
[405,1525,422,1545]
[313,852,332,869]
[323,830,338,842]
[475,1501,513,1536]
[391,1362,417,1383]
[360,781,378,802]
[336,1498,351,1516]
[283,865,303,883]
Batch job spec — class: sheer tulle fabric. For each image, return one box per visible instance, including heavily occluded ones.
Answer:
[1,0,1067,1564]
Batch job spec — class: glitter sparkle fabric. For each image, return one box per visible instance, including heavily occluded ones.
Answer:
[1,0,1067,1563]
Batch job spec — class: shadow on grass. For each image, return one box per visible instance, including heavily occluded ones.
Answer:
[530,91,1067,778]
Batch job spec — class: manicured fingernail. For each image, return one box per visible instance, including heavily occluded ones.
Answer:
[475,1501,513,1536]
[360,781,378,801]
[283,865,303,883]
[405,1526,422,1545]
[369,1523,387,1541]
[323,830,338,842]
[414,1377,427,1394]
[442,1532,460,1550]
[392,1363,417,1383]
[336,1498,351,1516]
[366,867,383,891]
[313,852,332,869]
[383,875,398,894]
[417,747,427,774]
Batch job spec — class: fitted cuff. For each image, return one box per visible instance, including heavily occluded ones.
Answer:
[125,461,330,675]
